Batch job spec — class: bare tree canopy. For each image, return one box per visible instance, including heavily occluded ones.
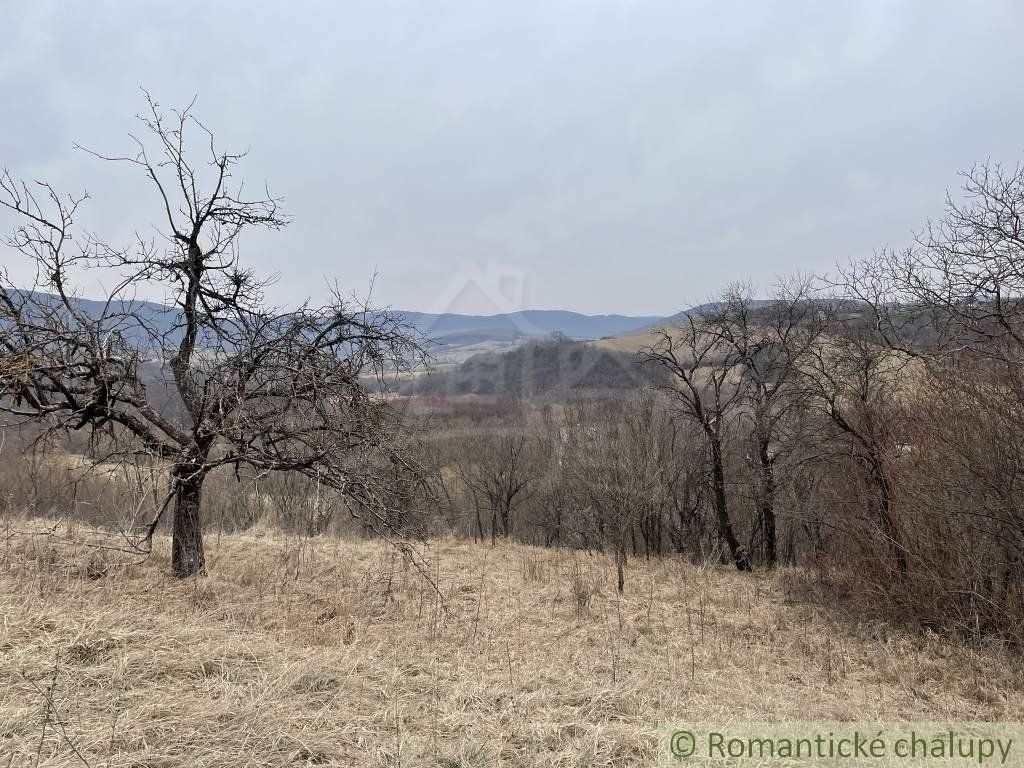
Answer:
[0,95,425,577]
[840,161,1024,358]
[639,281,832,571]
[639,305,750,571]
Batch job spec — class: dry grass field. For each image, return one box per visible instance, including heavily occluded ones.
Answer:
[2,523,1023,767]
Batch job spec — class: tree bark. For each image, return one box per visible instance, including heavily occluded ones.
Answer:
[756,434,777,567]
[171,463,206,578]
[499,501,510,538]
[710,433,749,571]
[867,451,907,575]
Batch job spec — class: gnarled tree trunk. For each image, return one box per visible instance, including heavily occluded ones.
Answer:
[171,463,206,578]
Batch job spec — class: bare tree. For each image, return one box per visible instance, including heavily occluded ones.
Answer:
[640,311,751,570]
[455,429,534,544]
[0,95,424,577]
[841,161,1024,362]
[701,279,831,566]
[561,394,668,591]
[799,317,914,574]
[529,405,573,547]
[827,158,1024,611]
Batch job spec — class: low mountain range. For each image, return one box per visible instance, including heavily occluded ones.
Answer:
[5,291,665,364]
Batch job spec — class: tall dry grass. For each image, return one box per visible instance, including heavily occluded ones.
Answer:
[2,521,1023,767]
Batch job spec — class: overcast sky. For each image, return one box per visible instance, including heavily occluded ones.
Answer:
[3,0,1023,316]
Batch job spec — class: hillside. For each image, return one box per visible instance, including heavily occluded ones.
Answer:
[403,336,664,398]
[586,301,748,355]
[414,309,664,364]
[586,306,731,355]
[590,299,886,355]
[590,326,668,354]
[3,526,1021,767]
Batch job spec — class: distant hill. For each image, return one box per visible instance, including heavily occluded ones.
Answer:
[407,309,665,363]
[5,291,182,347]
[5,291,664,364]
[585,302,761,354]
[405,309,662,340]
[401,336,666,399]
[592,299,865,354]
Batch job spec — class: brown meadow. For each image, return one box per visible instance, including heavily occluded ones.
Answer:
[2,523,1022,767]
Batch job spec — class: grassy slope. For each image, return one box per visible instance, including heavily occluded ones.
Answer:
[588,328,663,355]
[1,526,1022,767]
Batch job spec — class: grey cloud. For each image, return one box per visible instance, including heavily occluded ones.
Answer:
[2,0,1022,315]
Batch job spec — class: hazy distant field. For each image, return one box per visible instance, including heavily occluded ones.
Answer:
[2,524,1021,767]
